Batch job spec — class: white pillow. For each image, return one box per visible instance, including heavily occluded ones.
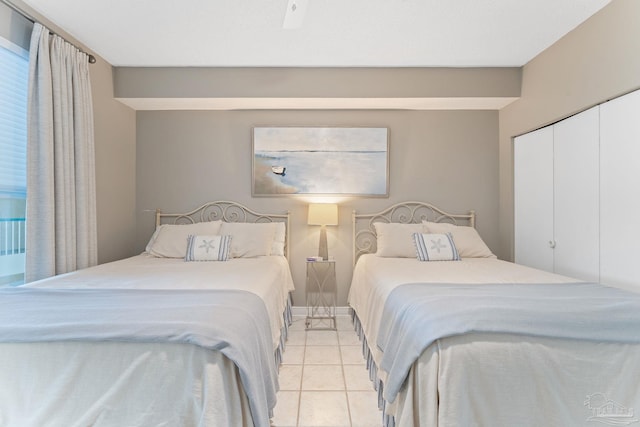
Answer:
[185,235,232,261]
[219,222,277,258]
[146,221,223,258]
[374,222,427,258]
[413,232,460,261]
[271,222,286,256]
[422,221,496,258]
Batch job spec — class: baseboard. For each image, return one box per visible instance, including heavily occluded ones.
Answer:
[291,306,351,317]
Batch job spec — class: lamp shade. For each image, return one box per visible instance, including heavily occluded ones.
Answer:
[307,203,338,226]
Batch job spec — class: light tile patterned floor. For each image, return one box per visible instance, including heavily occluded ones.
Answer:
[271,315,382,427]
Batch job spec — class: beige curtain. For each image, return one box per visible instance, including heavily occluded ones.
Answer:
[25,23,97,283]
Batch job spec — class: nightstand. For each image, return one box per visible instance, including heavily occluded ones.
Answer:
[305,260,337,330]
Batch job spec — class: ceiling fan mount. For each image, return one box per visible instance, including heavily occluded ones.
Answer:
[283,0,308,29]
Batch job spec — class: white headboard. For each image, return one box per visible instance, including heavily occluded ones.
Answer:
[155,200,291,259]
[352,201,475,265]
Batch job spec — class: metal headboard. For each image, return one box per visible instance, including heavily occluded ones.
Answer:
[352,201,475,265]
[155,200,291,259]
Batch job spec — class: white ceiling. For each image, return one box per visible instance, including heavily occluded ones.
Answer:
[21,0,610,68]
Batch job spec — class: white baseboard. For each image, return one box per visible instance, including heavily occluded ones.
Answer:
[291,306,351,317]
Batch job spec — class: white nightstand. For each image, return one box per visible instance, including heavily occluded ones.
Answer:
[305,260,337,330]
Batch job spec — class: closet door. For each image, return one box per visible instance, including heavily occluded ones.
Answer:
[553,106,600,282]
[514,127,554,272]
[600,89,640,289]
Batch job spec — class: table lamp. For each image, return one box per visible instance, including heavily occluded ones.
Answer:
[307,203,338,261]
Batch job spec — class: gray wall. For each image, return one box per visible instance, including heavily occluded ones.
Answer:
[91,59,137,264]
[498,0,640,260]
[136,109,498,306]
[115,67,521,99]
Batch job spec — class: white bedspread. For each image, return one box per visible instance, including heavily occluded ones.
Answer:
[348,255,577,373]
[23,253,295,350]
[0,254,295,427]
[348,255,640,427]
[0,341,252,427]
[1,287,278,427]
[376,282,640,404]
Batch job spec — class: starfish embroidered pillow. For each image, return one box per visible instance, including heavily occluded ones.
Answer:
[185,235,232,261]
[412,232,460,261]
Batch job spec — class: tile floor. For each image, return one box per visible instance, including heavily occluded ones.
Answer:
[271,315,382,427]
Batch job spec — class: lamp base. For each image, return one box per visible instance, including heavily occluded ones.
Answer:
[318,225,328,261]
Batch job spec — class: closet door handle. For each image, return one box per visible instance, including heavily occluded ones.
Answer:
[549,240,556,249]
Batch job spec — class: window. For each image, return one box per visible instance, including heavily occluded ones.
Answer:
[0,36,28,286]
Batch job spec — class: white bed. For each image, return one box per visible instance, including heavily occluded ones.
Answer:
[0,201,295,427]
[348,202,640,427]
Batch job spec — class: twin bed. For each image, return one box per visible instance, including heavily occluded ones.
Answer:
[4,199,640,427]
[348,201,640,427]
[0,201,294,427]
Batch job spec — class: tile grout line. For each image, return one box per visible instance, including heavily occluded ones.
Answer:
[338,329,354,427]
[295,330,307,427]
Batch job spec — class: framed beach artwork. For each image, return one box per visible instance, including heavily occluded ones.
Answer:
[252,127,389,197]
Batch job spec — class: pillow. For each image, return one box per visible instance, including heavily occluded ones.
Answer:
[374,222,427,258]
[413,232,460,261]
[146,221,223,258]
[185,235,231,262]
[422,221,496,258]
[219,222,277,258]
[271,222,286,256]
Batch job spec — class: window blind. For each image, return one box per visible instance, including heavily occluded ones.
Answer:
[0,38,28,199]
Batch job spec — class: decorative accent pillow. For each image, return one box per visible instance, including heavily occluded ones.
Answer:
[422,221,496,258]
[219,222,277,258]
[145,221,223,258]
[413,232,460,261]
[185,235,232,261]
[374,222,427,258]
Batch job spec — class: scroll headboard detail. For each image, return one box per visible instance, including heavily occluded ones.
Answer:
[352,201,475,265]
[155,200,291,259]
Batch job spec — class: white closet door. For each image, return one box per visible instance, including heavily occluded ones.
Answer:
[553,106,600,282]
[514,127,554,272]
[600,89,640,290]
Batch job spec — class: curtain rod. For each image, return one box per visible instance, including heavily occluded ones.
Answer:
[1,0,96,63]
